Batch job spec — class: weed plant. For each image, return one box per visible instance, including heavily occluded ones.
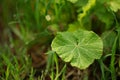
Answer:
[0,0,120,80]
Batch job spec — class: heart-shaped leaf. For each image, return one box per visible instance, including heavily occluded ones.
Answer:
[51,30,103,69]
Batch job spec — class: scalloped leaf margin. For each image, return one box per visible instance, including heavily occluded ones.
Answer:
[51,30,103,69]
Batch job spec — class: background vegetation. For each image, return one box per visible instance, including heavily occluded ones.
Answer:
[0,0,120,80]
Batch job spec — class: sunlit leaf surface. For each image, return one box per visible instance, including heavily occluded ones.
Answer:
[51,30,103,69]
[67,0,78,3]
[109,0,120,12]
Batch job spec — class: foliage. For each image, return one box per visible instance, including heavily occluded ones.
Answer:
[109,0,120,12]
[0,0,120,80]
[52,30,103,69]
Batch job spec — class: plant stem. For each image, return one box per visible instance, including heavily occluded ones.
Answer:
[110,36,118,80]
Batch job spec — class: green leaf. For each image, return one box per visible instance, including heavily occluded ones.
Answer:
[93,1,114,29]
[78,0,96,22]
[67,21,85,32]
[51,30,103,69]
[109,0,120,12]
[67,0,78,3]
[101,31,117,53]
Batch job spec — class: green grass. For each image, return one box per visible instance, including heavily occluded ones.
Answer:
[0,46,33,80]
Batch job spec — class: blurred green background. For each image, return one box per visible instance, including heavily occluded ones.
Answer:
[0,0,120,80]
